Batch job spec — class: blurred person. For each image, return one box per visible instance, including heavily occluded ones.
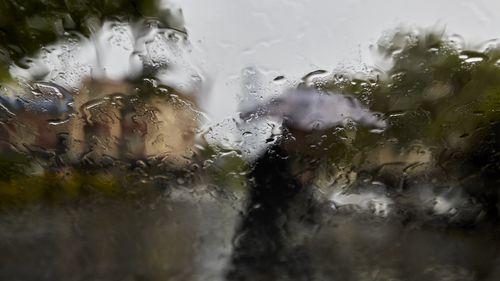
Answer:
[226,86,385,280]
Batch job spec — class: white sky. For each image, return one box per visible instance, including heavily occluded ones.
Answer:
[177,0,500,121]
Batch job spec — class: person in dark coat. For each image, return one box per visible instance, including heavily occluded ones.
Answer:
[226,87,385,280]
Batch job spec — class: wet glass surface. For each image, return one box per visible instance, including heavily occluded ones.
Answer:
[1,1,500,280]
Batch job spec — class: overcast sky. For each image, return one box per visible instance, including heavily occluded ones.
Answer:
[177,0,500,121]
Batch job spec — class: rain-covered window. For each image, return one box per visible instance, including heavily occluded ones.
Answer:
[1,1,500,280]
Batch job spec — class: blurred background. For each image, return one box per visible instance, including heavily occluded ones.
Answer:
[1,0,500,280]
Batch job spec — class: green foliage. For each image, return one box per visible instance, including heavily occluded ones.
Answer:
[0,0,183,81]
[0,162,182,208]
[195,144,249,194]
[291,28,500,204]
[0,151,31,181]
[0,166,117,207]
[370,29,500,145]
[301,28,500,151]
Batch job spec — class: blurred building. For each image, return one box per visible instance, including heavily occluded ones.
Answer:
[0,80,200,167]
[0,83,73,156]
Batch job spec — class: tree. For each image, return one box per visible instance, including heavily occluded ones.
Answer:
[0,0,185,81]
